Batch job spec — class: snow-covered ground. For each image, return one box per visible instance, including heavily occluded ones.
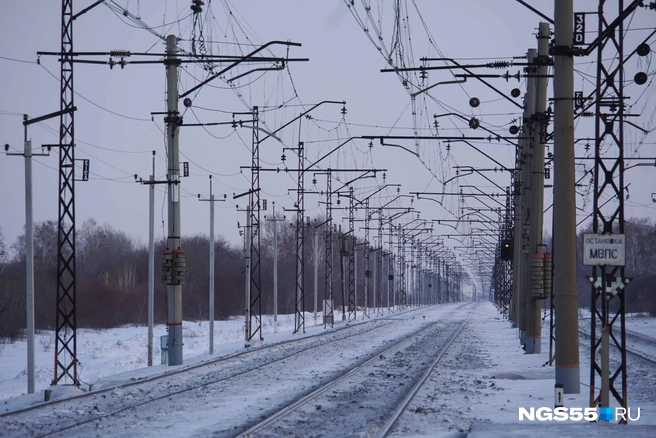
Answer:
[1,302,655,436]
[0,313,308,401]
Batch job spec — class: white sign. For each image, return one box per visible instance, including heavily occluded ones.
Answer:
[583,233,625,266]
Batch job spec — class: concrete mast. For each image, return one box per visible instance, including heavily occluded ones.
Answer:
[526,22,550,354]
[165,34,183,365]
[553,0,580,393]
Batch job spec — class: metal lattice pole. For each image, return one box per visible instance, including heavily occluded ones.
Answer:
[53,0,77,386]
[399,227,407,308]
[247,106,263,343]
[347,187,356,320]
[294,141,306,334]
[388,224,395,313]
[376,214,384,316]
[499,191,514,318]
[324,172,334,328]
[588,0,645,415]
[362,199,370,318]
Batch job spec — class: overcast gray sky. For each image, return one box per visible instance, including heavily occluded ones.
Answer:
[1,1,655,277]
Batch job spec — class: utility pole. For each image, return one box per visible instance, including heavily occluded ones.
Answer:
[362,199,370,319]
[54,0,78,388]
[354,245,358,318]
[144,151,156,366]
[348,187,357,320]
[199,176,226,354]
[388,224,394,312]
[7,108,77,392]
[512,105,524,330]
[519,48,536,349]
[136,151,170,365]
[526,22,550,354]
[164,34,184,366]
[398,226,406,308]
[436,257,441,303]
[294,141,306,333]
[586,0,653,414]
[376,214,384,316]
[208,181,215,354]
[445,262,450,303]
[137,151,175,365]
[266,202,285,333]
[244,204,252,344]
[317,170,334,328]
[273,205,279,333]
[372,247,378,315]
[245,106,263,344]
[23,121,36,394]
[339,224,347,321]
[553,0,580,393]
[313,222,319,324]
[4,114,54,393]
[148,153,155,364]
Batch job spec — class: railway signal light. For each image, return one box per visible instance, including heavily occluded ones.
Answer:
[500,239,513,260]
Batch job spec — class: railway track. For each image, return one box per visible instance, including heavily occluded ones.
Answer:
[624,328,656,364]
[579,327,656,365]
[2,315,394,418]
[238,304,475,437]
[1,304,470,437]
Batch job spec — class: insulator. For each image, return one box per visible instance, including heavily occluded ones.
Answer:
[469,117,480,129]
[543,253,553,294]
[161,250,174,284]
[637,43,650,57]
[530,253,546,298]
[635,72,648,85]
[190,0,204,13]
[489,61,510,69]
[110,50,131,57]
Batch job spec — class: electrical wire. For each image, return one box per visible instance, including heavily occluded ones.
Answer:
[39,64,152,122]
[0,55,37,64]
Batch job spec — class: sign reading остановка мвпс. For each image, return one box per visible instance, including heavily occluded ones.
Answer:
[582,233,625,266]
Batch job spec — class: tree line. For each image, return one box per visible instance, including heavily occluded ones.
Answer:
[574,218,656,315]
[2,216,655,341]
[0,216,395,340]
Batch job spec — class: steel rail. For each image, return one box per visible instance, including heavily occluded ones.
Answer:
[10,317,403,437]
[579,329,656,366]
[1,313,410,418]
[375,305,476,437]
[1,304,440,435]
[238,303,474,437]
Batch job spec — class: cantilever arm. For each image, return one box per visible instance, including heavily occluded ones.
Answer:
[180,41,302,98]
